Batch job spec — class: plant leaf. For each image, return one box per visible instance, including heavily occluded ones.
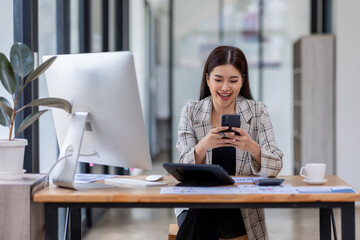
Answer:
[24,56,57,88]
[15,110,48,138]
[0,53,17,94]
[0,108,10,127]
[0,97,12,126]
[0,97,13,118]
[24,97,72,113]
[10,42,34,77]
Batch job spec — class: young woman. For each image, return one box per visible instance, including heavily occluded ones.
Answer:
[175,46,283,240]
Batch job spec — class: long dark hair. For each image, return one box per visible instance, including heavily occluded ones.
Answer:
[199,46,253,100]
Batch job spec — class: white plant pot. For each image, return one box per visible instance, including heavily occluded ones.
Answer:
[0,139,28,179]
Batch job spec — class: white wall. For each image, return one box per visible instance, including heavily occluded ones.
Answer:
[333,0,360,190]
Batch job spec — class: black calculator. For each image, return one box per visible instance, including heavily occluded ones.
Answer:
[253,178,284,186]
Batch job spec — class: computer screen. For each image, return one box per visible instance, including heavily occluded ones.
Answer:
[44,51,152,190]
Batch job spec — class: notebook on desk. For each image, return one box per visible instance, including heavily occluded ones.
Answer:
[162,163,234,187]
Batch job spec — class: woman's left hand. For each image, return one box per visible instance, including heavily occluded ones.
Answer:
[228,127,261,163]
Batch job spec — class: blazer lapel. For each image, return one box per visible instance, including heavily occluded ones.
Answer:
[236,96,253,137]
[235,96,255,174]
[193,96,213,141]
[193,97,213,164]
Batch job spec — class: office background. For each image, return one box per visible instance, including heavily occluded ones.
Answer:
[0,0,359,193]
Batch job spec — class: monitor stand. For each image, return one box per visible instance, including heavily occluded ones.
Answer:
[52,112,116,190]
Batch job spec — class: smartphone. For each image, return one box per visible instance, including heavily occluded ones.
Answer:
[253,178,284,186]
[212,114,240,175]
[221,114,241,137]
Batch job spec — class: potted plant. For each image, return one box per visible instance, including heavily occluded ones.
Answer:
[0,42,71,179]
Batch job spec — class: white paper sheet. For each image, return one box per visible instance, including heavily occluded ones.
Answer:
[236,185,298,194]
[160,185,357,195]
[160,185,297,195]
[160,187,241,195]
[231,177,266,183]
[74,173,117,183]
[295,186,356,193]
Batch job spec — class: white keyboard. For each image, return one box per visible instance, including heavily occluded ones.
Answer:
[105,178,167,187]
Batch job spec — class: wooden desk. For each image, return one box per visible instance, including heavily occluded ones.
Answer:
[34,175,360,240]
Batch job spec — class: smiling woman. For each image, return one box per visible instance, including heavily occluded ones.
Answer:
[175,46,283,240]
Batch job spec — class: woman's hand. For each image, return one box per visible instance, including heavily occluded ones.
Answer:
[194,126,236,164]
[228,127,261,165]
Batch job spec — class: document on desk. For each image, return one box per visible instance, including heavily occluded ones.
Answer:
[160,186,357,195]
[236,185,298,194]
[105,178,168,187]
[296,186,357,194]
[160,187,241,195]
[74,173,117,183]
[49,174,118,184]
[232,177,266,183]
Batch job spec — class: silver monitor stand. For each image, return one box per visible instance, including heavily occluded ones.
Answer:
[52,112,116,190]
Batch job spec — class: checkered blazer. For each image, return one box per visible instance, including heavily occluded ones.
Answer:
[175,95,283,240]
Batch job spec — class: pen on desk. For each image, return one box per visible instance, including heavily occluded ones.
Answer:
[219,131,226,137]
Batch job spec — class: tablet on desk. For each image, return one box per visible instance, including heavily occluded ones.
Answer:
[162,163,234,187]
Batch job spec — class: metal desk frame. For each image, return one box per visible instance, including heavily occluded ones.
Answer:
[44,201,355,240]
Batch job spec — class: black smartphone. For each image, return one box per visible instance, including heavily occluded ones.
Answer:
[253,178,284,186]
[221,114,241,137]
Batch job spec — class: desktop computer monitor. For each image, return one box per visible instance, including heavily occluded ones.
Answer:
[44,51,152,190]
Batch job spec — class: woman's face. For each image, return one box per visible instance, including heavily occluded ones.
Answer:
[206,64,243,110]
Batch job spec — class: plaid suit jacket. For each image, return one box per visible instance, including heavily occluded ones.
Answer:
[175,95,283,240]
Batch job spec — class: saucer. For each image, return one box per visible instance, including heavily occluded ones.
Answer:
[0,169,26,180]
[303,178,328,185]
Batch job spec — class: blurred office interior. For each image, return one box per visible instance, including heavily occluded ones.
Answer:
[0,0,359,239]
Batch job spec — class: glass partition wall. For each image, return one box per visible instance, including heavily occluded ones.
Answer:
[172,0,310,174]
[145,1,171,159]
[38,0,58,173]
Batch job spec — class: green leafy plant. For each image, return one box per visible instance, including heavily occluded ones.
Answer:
[0,42,71,141]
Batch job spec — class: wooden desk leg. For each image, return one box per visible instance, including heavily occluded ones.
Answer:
[319,208,331,240]
[45,204,58,240]
[341,203,355,240]
[70,207,82,239]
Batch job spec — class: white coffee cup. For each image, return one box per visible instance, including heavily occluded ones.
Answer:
[300,163,326,182]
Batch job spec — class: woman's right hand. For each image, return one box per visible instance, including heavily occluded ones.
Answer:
[194,126,235,164]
